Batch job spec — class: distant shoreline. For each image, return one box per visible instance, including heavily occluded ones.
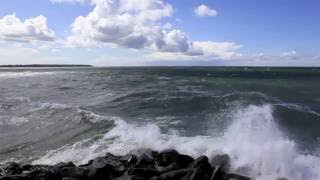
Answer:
[0,64,93,68]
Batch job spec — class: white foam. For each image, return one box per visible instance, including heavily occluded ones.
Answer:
[33,104,320,180]
[0,72,58,79]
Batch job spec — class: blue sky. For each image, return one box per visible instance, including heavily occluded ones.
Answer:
[0,0,319,66]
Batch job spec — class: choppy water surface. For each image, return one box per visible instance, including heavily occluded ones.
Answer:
[0,67,320,180]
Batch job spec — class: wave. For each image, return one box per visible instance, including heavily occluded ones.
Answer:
[275,102,320,117]
[0,72,58,79]
[33,104,320,180]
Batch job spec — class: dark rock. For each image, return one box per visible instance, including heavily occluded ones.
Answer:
[210,166,227,180]
[155,150,194,172]
[120,155,138,167]
[210,154,230,173]
[22,165,33,172]
[29,165,51,172]
[127,168,160,178]
[62,178,78,180]
[185,156,213,180]
[82,154,126,180]
[155,169,193,180]
[0,162,23,176]
[155,163,177,173]
[28,168,57,180]
[112,175,146,180]
[0,174,30,180]
[227,173,251,180]
[53,162,76,170]
[134,154,154,169]
[56,167,88,180]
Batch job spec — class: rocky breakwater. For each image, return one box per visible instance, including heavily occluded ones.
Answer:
[0,149,253,180]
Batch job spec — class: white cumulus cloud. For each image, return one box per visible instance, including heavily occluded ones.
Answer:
[0,14,55,42]
[67,0,238,60]
[194,4,217,17]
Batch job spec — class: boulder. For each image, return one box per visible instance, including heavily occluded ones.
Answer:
[21,165,33,172]
[210,166,227,180]
[0,162,23,176]
[127,168,160,178]
[119,155,138,167]
[155,150,194,172]
[0,174,30,180]
[112,175,146,180]
[82,157,117,180]
[227,173,251,180]
[210,154,230,173]
[134,154,154,169]
[56,167,88,180]
[186,156,213,180]
[28,168,57,180]
[155,169,193,180]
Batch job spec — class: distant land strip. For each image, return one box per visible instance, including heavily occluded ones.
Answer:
[0,64,93,67]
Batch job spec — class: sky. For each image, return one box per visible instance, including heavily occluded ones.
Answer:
[0,0,319,66]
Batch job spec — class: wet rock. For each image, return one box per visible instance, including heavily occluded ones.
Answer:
[210,154,230,173]
[210,166,227,180]
[22,165,33,172]
[0,162,23,176]
[120,154,138,167]
[28,168,57,180]
[112,175,146,180]
[62,178,78,180]
[56,167,88,180]
[134,154,154,169]
[155,169,193,180]
[127,168,160,178]
[0,174,30,180]
[0,150,253,180]
[186,156,213,180]
[82,158,117,179]
[227,173,251,180]
[155,149,194,172]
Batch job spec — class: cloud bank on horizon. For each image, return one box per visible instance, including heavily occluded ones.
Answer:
[0,0,319,66]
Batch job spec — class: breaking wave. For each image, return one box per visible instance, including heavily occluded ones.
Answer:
[33,104,320,180]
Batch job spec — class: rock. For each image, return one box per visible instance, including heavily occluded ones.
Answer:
[80,154,127,179]
[83,158,116,180]
[53,162,76,170]
[0,174,30,180]
[112,175,146,180]
[22,165,33,172]
[119,155,138,167]
[127,168,160,178]
[210,154,230,173]
[134,154,154,169]
[155,163,177,173]
[56,167,88,180]
[185,156,213,180]
[0,162,23,176]
[210,166,227,180]
[155,150,194,172]
[155,169,193,180]
[62,178,78,180]
[227,173,251,180]
[28,168,57,180]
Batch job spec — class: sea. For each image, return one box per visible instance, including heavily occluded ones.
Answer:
[0,67,319,180]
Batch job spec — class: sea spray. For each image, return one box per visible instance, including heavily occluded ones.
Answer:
[33,104,320,180]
